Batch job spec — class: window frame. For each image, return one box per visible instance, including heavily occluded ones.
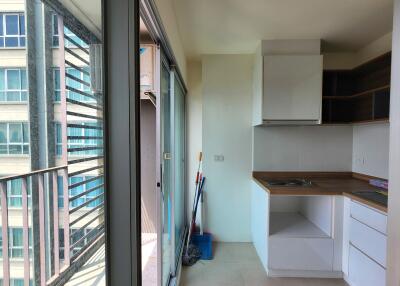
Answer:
[57,175,104,209]
[55,121,102,157]
[0,12,26,48]
[53,67,94,103]
[0,122,29,155]
[51,14,88,49]
[0,67,27,102]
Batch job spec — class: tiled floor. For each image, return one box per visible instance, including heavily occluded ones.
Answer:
[66,233,158,286]
[143,233,158,286]
[180,242,349,286]
[65,245,106,286]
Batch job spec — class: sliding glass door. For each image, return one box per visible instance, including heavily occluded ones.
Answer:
[159,59,186,285]
[172,72,186,268]
[160,60,172,286]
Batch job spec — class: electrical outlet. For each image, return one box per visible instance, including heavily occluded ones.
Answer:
[214,155,224,162]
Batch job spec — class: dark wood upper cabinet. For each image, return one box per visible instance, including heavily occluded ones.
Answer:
[322,52,391,124]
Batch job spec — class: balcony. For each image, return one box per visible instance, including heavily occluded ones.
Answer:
[0,165,105,286]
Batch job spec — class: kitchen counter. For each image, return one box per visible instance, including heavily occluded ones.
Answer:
[253,171,387,212]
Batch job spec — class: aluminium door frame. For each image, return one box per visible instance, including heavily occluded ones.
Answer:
[170,66,187,278]
[159,50,173,286]
[104,0,142,284]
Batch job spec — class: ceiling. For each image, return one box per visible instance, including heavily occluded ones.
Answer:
[172,0,393,59]
[60,0,102,39]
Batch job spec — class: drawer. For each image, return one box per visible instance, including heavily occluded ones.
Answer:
[350,218,387,267]
[349,245,385,286]
[350,200,387,234]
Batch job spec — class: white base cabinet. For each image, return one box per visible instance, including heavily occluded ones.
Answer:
[343,198,387,286]
[251,181,343,278]
[348,245,386,286]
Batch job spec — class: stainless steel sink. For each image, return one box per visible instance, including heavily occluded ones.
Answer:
[264,178,313,187]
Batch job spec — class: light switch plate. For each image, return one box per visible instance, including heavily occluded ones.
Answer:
[214,155,224,162]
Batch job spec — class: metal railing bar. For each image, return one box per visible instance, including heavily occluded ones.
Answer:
[69,204,104,227]
[68,135,103,140]
[66,85,99,101]
[69,184,104,202]
[69,175,103,190]
[70,223,104,251]
[67,111,103,121]
[68,146,103,153]
[63,35,89,55]
[69,193,104,214]
[38,174,46,285]
[67,123,102,130]
[68,156,103,165]
[52,171,60,276]
[59,17,71,268]
[70,231,105,263]
[1,182,10,285]
[65,73,91,87]
[65,47,90,65]
[71,211,104,241]
[66,98,102,110]
[68,165,103,177]
[62,171,71,265]
[64,60,90,76]
[0,165,67,183]
[21,177,30,285]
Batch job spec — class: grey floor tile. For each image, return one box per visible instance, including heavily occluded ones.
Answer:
[180,242,349,286]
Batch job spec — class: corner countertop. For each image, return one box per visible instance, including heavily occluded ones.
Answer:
[253,171,388,213]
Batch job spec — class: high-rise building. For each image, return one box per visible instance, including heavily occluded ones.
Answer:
[0,1,104,284]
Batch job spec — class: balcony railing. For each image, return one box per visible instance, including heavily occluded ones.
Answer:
[0,165,105,286]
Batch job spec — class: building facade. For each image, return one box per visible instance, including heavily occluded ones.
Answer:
[0,0,104,284]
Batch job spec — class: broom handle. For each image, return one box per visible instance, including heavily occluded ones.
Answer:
[186,152,203,253]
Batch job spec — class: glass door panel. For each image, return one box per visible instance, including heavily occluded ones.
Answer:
[161,62,172,286]
[173,75,185,262]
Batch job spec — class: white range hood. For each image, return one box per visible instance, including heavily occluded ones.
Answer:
[252,40,323,126]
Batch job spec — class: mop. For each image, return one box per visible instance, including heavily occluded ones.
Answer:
[182,152,205,266]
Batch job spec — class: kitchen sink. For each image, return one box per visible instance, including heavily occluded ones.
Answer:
[264,178,313,187]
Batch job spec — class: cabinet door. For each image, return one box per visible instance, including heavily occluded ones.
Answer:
[348,245,385,286]
[263,55,323,121]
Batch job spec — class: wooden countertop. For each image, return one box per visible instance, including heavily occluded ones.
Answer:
[253,171,387,212]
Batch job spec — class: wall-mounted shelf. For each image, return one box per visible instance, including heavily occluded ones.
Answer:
[322,53,391,124]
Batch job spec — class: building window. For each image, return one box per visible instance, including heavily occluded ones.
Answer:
[53,68,93,102]
[55,122,102,156]
[0,122,29,155]
[0,279,31,286]
[55,122,62,155]
[52,14,59,47]
[0,228,32,259]
[58,175,104,209]
[0,13,26,48]
[53,68,61,101]
[52,14,88,48]
[59,228,100,259]
[0,68,27,102]
[7,178,32,208]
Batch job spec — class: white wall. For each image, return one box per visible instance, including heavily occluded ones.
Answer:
[352,123,390,179]
[202,55,253,242]
[186,60,203,221]
[253,126,353,171]
[154,0,187,82]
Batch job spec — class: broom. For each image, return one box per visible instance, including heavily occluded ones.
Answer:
[183,152,203,266]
